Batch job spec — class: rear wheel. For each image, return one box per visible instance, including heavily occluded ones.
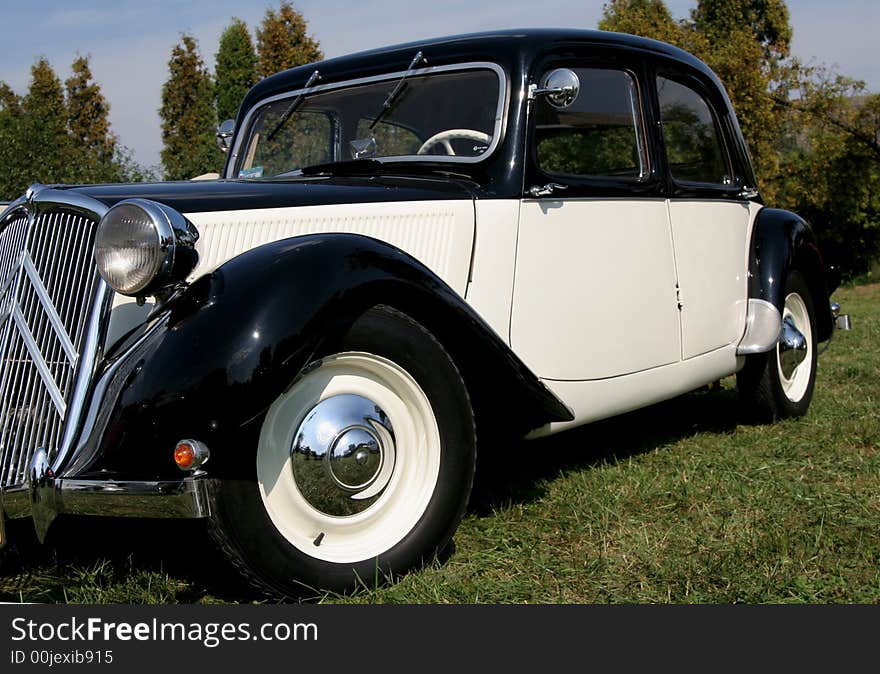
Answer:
[737,271,817,421]
[209,305,476,596]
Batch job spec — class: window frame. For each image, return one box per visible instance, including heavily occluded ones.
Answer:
[652,67,742,200]
[525,52,663,198]
[227,61,508,179]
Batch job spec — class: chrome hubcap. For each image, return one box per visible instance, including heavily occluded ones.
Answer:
[779,316,808,379]
[328,426,382,490]
[291,393,396,517]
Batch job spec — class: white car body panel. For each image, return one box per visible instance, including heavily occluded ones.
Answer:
[511,198,681,380]
[463,200,520,342]
[668,199,754,359]
[531,344,742,437]
[185,200,476,295]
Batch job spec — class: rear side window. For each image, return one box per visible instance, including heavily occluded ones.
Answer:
[657,77,729,185]
[535,68,648,180]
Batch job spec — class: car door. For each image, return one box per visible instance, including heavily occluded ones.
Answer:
[511,59,681,381]
[655,72,752,360]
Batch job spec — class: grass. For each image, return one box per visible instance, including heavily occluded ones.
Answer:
[1,283,878,604]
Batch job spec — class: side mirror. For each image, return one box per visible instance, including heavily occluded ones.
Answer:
[216,119,235,153]
[531,68,580,109]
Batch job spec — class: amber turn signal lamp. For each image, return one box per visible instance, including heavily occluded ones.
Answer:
[174,439,210,471]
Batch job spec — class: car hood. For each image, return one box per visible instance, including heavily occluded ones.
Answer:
[68,175,475,214]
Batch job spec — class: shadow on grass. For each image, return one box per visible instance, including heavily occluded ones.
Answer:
[0,518,258,604]
[470,383,741,515]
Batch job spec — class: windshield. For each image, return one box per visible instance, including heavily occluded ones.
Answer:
[234,66,502,178]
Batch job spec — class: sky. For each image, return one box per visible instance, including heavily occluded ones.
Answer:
[0,0,876,171]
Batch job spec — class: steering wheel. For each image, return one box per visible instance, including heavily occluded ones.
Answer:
[417,129,492,156]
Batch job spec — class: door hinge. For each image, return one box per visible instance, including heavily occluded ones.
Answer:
[676,284,684,310]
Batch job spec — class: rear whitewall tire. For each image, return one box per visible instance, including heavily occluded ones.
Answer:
[737,271,818,421]
[776,291,813,404]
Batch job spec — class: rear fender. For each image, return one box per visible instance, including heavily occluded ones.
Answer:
[748,208,833,342]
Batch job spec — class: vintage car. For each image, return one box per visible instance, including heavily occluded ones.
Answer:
[0,29,851,596]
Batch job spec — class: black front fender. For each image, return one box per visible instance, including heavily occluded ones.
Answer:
[64,234,571,481]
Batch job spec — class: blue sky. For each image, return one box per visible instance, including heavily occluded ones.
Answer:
[0,0,876,170]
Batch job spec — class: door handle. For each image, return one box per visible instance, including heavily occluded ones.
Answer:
[528,183,568,198]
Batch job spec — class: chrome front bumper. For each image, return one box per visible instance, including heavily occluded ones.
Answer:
[0,448,213,546]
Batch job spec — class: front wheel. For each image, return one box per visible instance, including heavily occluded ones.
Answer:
[209,306,476,597]
[737,271,818,421]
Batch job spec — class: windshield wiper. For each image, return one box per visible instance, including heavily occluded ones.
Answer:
[266,69,321,142]
[299,159,385,176]
[368,51,427,130]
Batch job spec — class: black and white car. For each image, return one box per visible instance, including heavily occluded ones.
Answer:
[0,29,850,596]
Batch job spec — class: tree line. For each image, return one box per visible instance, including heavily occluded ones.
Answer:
[1,1,877,276]
[0,56,152,201]
[161,1,322,181]
[0,1,320,199]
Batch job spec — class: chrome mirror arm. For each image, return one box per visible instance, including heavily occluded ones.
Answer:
[528,84,575,100]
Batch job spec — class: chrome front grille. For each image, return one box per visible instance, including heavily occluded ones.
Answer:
[0,207,101,487]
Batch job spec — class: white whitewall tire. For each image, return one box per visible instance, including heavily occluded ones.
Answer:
[258,352,442,563]
[209,305,476,597]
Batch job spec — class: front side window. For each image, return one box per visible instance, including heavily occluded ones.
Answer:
[657,76,729,185]
[535,68,648,180]
[236,67,501,178]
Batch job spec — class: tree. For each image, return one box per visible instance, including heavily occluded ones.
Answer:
[773,70,880,277]
[691,0,792,61]
[20,58,69,186]
[160,34,218,180]
[66,55,118,183]
[0,82,24,199]
[215,18,257,122]
[256,1,322,78]
[0,57,154,200]
[689,1,792,196]
[599,0,686,45]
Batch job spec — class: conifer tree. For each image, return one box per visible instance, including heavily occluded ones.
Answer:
[0,82,24,199]
[216,18,257,122]
[66,56,115,160]
[66,55,118,182]
[256,1,322,78]
[160,34,218,180]
[21,58,69,185]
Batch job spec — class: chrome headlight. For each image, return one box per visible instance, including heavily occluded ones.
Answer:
[95,199,199,297]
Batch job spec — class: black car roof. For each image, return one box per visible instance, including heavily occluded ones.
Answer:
[239,28,720,115]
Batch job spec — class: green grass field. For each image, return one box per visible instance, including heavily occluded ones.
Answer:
[1,283,877,604]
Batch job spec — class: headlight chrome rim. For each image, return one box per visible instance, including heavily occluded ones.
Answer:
[95,198,198,297]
